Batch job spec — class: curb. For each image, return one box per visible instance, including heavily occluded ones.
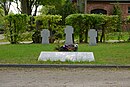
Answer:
[0,64,130,68]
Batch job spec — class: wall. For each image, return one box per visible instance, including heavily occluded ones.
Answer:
[86,2,130,31]
[86,2,130,18]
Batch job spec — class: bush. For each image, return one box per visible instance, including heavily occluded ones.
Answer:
[4,14,29,44]
[34,14,63,43]
[65,14,118,43]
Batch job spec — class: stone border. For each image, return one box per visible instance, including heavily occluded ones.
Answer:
[0,64,130,68]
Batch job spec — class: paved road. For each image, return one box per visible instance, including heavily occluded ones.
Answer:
[0,68,130,87]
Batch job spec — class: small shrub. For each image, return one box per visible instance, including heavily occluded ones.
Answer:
[4,14,29,44]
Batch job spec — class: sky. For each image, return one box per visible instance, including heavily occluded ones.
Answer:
[9,2,20,13]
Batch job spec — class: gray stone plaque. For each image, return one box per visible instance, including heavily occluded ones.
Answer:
[41,29,50,44]
[88,29,97,46]
[38,52,95,62]
[65,26,74,45]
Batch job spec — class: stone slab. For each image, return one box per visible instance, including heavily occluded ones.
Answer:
[38,52,95,62]
[88,29,97,46]
[41,29,50,44]
[65,26,74,45]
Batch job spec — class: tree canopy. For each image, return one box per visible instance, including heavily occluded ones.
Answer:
[20,0,64,15]
[0,0,13,15]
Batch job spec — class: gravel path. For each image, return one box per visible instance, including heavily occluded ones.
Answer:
[0,34,32,45]
[0,68,130,87]
[0,34,4,40]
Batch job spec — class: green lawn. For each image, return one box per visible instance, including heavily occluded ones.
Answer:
[0,43,130,65]
[106,32,130,41]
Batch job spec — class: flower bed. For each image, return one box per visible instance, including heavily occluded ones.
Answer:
[55,44,78,51]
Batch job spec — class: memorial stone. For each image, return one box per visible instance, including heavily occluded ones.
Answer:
[41,29,50,44]
[38,52,95,62]
[88,29,97,46]
[65,26,74,45]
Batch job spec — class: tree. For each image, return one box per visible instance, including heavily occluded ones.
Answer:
[19,0,63,16]
[0,6,4,16]
[40,5,56,15]
[126,16,130,41]
[0,0,13,15]
[57,0,78,25]
[113,3,122,40]
[20,0,38,15]
[0,7,4,32]
[39,0,76,25]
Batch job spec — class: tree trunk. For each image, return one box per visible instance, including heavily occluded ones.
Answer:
[48,20,54,43]
[21,0,28,14]
[9,21,13,44]
[72,34,74,43]
[79,29,83,43]
[100,26,105,43]
[79,33,83,43]
[21,0,32,15]
[13,20,17,44]
[96,29,98,43]
[3,3,8,15]
[3,1,11,15]
[79,26,84,43]
[33,5,38,16]
[27,0,32,15]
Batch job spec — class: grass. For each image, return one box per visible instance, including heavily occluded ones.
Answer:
[0,43,130,65]
[79,43,130,65]
[106,32,130,41]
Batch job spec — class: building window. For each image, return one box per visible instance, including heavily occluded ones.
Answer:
[91,9,107,14]
[128,7,130,14]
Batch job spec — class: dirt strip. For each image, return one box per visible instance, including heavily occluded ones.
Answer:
[0,68,130,87]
